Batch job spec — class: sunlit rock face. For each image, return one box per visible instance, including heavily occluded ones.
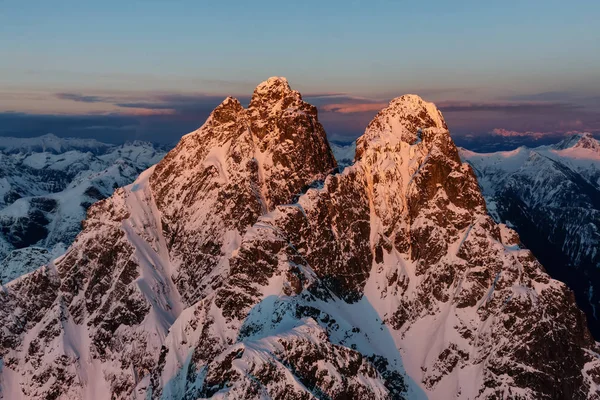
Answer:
[0,80,598,400]
[150,77,336,306]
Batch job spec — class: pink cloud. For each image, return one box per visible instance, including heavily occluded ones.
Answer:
[118,108,176,116]
[321,102,388,114]
[490,128,547,139]
[489,128,597,140]
[437,101,580,114]
[559,119,584,128]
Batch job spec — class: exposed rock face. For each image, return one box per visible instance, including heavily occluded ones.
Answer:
[460,134,600,338]
[0,82,599,400]
[150,77,336,305]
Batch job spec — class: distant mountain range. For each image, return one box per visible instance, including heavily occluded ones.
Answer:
[329,141,356,169]
[0,134,112,155]
[460,133,600,338]
[0,135,168,283]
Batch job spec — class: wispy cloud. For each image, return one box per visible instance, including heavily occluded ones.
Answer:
[503,91,574,102]
[55,93,113,103]
[490,128,547,139]
[52,91,245,118]
[437,101,581,114]
[321,102,388,114]
[315,97,584,118]
[2,85,598,149]
[121,108,176,116]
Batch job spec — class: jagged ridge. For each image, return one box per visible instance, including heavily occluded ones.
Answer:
[1,80,599,400]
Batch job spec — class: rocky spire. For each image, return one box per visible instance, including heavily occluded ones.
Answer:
[0,77,338,399]
[247,76,336,208]
[149,77,336,304]
[189,91,600,399]
[356,94,448,159]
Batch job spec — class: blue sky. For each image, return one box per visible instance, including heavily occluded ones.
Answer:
[1,0,599,147]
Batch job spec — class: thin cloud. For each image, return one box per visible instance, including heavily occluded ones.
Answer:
[302,92,348,99]
[55,93,114,103]
[120,108,177,116]
[54,91,245,117]
[504,91,573,102]
[4,67,256,92]
[115,93,247,111]
[0,111,202,144]
[490,128,547,139]
[376,87,475,100]
[321,102,389,114]
[437,101,582,114]
[18,88,599,149]
[316,97,583,116]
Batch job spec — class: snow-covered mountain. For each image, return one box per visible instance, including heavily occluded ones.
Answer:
[0,138,167,283]
[0,134,111,155]
[0,79,598,400]
[460,133,600,339]
[330,141,356,169]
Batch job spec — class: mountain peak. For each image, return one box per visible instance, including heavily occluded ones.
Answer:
[150,77,336,303]
[573,132,600,151]
[255,76,290,90]
[249,76,301,110]
[555,132,600,152]
[386,94,447,129]
[210,96,245,123]
[356,94,448,158]
[252,76,294,98]
[220,95,243,107]
[3,82,598,400]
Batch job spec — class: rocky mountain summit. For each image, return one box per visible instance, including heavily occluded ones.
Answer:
[0,79,599,400]
[460,133,600,339]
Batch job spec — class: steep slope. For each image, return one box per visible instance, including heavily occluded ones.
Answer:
[1,85,599,400]
[0,141,166,282]
[460,134,600,338]
[0,77,339,399]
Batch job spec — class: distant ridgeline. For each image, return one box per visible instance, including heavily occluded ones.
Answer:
[460,132,600,339]
[0,135,168,283]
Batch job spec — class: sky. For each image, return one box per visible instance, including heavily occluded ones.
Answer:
[1,0,599,150]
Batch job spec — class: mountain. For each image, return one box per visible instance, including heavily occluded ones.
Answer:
[330,141,356,169]
[460,133,600,338]
[0,80,599,400]
[0,134,111,155]
[0,139,167,284]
